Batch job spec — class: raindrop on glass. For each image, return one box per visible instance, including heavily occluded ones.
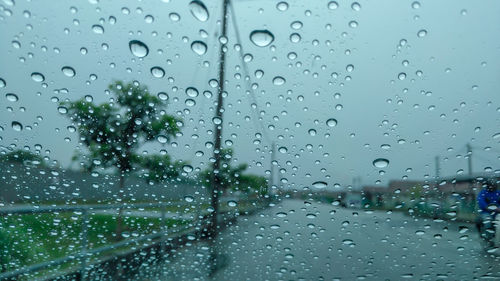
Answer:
[157,135,168,143]
[151,66,165,78]
[250,30,275,47]
[157,92,169,101]
[326,118,337,127]
[186,87,199,97]
[372,158,389,168]
[182,164,194,173]
[11,121,23,131]
[272,76,286,86]
[312,181,327,189]
[62,66,76,77]
[189,0,209,22]
[417,29,427,37]
[92,24,104,34]
[31,72,45,82]
[5,93,18,102]
[129,40,149,58]
[191,41,207,55]
[327,1,338,10]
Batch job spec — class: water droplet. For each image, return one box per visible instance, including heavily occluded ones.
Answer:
[276,1,288,11]
[182,164,193,173]
[191,41,207,55]
[58,106,68,114]
[0,78,5,88]
[326,118,337,127]
[189,0,209,22]
[276,212,287,218]
[212,117,222,125]
[351,2,361,11]
[278,146,288,153]
[289,33,301,43]
[169,13,181,22]
[290,21,303,30]
[398,72,406,80]
[151,66,165,78]
[417,29,427,37]
[250,30,275,47]
[372,158,389,168]
[227,200,237,207]
[185,99,196,107]
[308,129,316,136]
[11,121,23,131]
[492,133,500,139]
[62,66,76,77]
[306,213,316,219]
[5,93,18,102]
[327,1,338,10]
[157,135,168,143]
[342,239,354,245]
[186,87,199,97]
[157,92,169,101]
[272,76,286,86]
[312,181,327,189]
[380,144,391,150]
[31,72,45,82]
[184,196,194,203]
[129,40,149,58]
[92,24,104,34]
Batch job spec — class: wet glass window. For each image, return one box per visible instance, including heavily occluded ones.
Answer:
[1,0,500,280]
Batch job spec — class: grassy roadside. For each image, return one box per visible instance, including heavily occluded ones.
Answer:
[0,213,186,273]
[0,198,271,277]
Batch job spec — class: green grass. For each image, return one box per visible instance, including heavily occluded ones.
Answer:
[0,212,186,273]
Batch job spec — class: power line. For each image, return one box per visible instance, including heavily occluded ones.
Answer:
[228,0,272,145]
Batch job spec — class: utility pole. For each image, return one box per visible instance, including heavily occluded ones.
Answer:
[466,143,473,176]
[435,156,440,179]
[435,156,440,189]
[209,0,230,238]
[269,142,275,196]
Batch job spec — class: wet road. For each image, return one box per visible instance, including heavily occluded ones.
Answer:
[135,199,500,280]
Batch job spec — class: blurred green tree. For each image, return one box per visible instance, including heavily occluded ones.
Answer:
[61,81,182,236]
[200,148,268,196]
[0,149,45,167]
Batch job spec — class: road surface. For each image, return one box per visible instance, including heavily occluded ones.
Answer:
[132,199,500,280]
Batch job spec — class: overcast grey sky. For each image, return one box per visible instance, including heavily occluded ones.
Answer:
[1,0,500,190]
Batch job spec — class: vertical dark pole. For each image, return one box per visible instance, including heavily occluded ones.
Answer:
[466,143,473,176]
[209,0,230,238]
[435,155,440,189]
[269,142,275,195]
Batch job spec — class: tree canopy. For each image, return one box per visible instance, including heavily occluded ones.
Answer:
[200,148,268,196]
[61,80,182,181]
